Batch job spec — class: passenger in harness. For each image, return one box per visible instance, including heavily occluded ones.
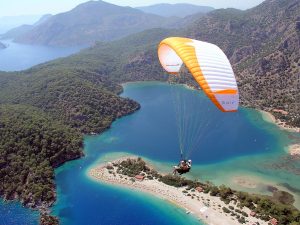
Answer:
[173,159,192,175]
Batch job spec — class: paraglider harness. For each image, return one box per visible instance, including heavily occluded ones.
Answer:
[173,155,192,175]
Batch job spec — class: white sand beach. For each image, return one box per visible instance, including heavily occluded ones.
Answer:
[88,158,268,225]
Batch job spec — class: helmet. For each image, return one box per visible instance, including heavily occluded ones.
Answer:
[188,160,192,162]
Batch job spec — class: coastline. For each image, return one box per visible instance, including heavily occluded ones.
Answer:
[88,157,268,225]
[260,110,300,156]
[260,110,300,133]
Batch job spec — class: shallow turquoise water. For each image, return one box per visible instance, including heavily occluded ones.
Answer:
[1,81,299,224]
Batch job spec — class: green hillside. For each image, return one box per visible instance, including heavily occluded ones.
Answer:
[185,0,300,126]
[0,104,82,207]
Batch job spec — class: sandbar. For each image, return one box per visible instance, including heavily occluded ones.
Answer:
[88,157,268,225]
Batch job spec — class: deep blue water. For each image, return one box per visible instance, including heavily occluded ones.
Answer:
[0,200,39,225]
[0,40,83,71]
[0,82,287,225]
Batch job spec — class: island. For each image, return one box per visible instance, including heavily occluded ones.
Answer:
[89,157,300,225]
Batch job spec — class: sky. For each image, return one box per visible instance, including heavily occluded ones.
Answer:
[0,0,265,17]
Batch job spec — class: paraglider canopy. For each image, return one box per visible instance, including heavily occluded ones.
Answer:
[158,37,239,112]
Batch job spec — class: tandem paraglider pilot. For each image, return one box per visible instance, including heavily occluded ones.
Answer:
[173,159,192,175]
[158,37,239,176]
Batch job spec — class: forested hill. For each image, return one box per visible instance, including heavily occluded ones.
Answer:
[28,0,299,126]
[0,28,170,221]
[0,65,140,220]
[31,0,300,126]
[184,0,300,126]
[14,0,182,47]
[0,104,82,207]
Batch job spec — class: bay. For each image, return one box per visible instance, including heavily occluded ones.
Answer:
[0,40,83,71]
[1,81,299,224]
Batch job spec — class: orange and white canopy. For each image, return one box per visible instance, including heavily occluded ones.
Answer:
[158,37,239,112]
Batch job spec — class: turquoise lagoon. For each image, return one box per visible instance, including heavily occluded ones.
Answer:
[1,82,300,224]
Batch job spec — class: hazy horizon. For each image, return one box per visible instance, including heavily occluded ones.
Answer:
[0,0,265,17]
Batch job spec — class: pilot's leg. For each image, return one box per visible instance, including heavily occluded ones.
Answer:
[173,168,177,175]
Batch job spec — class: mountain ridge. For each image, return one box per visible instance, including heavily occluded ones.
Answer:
[0,14,52,40]
[182,0,300,126]
[14,0,181,46]
[0,15,42,34]
[137,3,214,18]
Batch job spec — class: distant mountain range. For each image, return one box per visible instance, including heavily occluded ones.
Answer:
[7,1,213,47]
[137,3,214,17]
[0,15,42,34]
[13,1,184,47]
[0,14,52,40]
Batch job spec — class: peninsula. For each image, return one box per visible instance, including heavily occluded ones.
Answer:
[89,157,300,225]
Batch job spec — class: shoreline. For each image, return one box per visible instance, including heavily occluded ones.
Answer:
[260,110,300,133]
[122,81,300,136]
[260,110,300,156]
[88,157,268,225]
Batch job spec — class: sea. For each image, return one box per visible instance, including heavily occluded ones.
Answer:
[1,81,300,225]
[0,40,83,71]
